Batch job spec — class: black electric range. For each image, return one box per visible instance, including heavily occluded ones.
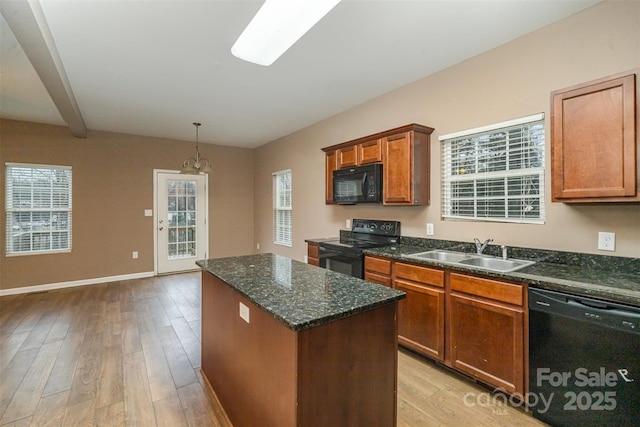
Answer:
[318,219,401,278]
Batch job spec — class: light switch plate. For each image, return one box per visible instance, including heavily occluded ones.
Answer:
[426,223,434,236]
[144,209,152,216]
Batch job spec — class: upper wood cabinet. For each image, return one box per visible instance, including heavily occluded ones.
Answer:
[337,145,358,168]
[337,139,383,168]
[323,124,434,205]
[358,139,383,164]
[325,151,338,204]
[551,69,639,202]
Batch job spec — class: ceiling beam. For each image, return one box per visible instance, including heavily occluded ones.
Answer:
[1,0,86,137]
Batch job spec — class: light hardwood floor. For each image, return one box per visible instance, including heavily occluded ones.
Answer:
[0,272,547,426]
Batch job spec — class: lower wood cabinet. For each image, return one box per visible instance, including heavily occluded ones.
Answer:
[394,262,445,361]
[448,273,525,395]
[307,243,319,266]
[364,256,392,287]
[365,255,527,396]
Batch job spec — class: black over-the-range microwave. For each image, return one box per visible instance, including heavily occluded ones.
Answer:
[333,163,382,204]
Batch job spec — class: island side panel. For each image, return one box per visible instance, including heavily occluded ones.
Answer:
[297,302,398,427]
[201,271,298,427]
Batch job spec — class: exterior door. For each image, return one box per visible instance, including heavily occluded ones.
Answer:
[156,171,207,274]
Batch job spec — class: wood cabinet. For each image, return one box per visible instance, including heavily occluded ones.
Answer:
[358,139,383,164]
[364,255,392,287]
[382,129,431,205]
[369,254,528,396]
[551,69,639,202]
[322,124,434,205]
[325,151,338,204]
[393,262,445,361]
[307,243,319,266]
[201,269,399,427]
[448,273,525,395]
[337,145,358,168]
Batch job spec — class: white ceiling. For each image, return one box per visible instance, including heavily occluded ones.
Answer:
[1,0,599,148]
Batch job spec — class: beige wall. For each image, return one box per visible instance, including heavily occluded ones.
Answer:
[253,1,640,261]
[2,2,639,291]
[1,119,254,290]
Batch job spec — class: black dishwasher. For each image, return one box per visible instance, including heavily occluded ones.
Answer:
[528,288,640,426]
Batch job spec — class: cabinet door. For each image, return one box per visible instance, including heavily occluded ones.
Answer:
[383,132,413,204]
[307,243,319,266]
[337,145,358,168]
[358,139,383,164]
[394,262,445,361]
[325,151,338,204]
[449,292,524,394]
[551,71,638,202]
[395,279,445,361]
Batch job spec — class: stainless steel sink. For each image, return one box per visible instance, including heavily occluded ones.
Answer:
[403,250,535,273]
[404,250,470,263]
[457,256,535,273]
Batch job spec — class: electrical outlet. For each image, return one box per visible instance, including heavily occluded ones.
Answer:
[597,232,615,251]
[346,219,351,229]
[132,251,138,259]
[239,302,250,323]
[304,255,308,263]
[256,243,260,250]
[426,223,434,236]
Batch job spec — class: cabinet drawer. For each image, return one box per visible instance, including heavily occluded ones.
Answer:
[365,271,392,287]
[395,262,444,288]
[358,139,383,164]
[308,244,319,259]
[365,256,391,275]
[450,273,523,306]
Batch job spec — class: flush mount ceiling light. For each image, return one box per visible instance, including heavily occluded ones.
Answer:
[180,122,212,174]
[231,0,342,66]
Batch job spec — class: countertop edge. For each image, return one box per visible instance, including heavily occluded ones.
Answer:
[197,257,405,332]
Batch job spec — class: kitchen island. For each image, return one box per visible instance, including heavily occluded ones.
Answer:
[196,253,405,427]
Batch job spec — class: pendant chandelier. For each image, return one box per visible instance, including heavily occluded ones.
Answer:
[180,122,212,174]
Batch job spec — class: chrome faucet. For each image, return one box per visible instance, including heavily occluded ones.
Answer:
[474,238,493,254]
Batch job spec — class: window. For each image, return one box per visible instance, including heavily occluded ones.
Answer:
[439,114,545,224]
[5,163,72,255]
[273,169,292,246]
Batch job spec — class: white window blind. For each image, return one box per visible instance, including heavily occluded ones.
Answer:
[439,114,545,224]
[5,163,72,255]
[273,169,292,246]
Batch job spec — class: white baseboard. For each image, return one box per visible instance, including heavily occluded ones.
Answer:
[0,271,156,296]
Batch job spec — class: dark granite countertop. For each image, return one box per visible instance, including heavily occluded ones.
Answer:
[364,241,640,307]
[196,253,405,331]
[304,237,339,244]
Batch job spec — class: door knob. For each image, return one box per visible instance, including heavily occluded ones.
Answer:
[159,227,164,231]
